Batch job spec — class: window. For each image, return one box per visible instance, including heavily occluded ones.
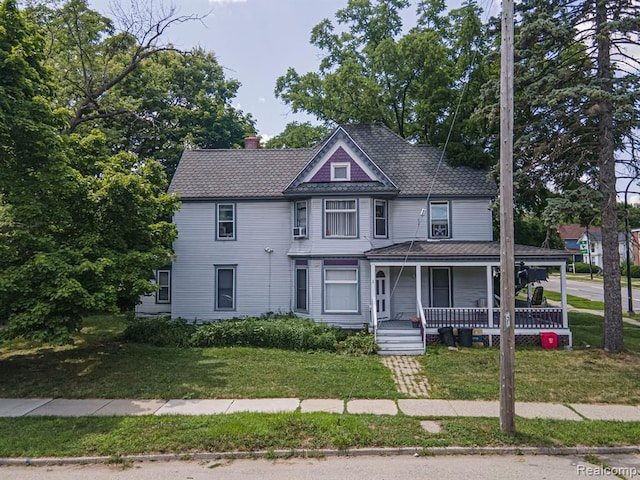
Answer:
[429,201,450,238]
[374,199,388,238]
[324,261,359,313]
[156,270,170,303]
[217,204,235,240]
[324,199,357,238]
[331,162,351,181]
[295,263,308,312]
[293,200,308,237]
[431,268,451,307]
[215,266,236,310]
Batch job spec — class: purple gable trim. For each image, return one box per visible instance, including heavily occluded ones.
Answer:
[324,259,359,266]
[309,147,372,183]
[295,260,308,266]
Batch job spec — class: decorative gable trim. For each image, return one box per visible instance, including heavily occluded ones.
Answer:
[284,127,397,193]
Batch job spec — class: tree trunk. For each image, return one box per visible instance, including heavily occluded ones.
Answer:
[596,0,624,353]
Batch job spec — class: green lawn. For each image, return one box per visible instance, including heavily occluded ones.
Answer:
[1,312,640,457]
[0,315,398,400]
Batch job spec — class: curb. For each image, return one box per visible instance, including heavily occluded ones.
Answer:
[2,445,639,466]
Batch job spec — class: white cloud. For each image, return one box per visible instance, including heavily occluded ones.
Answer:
[258,97,266,103]
[209,0,247,4]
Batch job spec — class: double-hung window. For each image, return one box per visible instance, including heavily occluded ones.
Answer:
[217,204,235,240]
[293,200,308,238]
[324,199,357,238]
[156,270,170,303]
[215,265,236,310]
[324,261,359,313]
[429,201,450,239]
[374,199,388,238]
[294,261,308,312]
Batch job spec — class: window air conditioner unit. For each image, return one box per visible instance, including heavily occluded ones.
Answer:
[293,227,307,238]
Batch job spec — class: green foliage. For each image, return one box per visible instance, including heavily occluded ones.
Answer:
[0,2,179,343]
[336,331,378,355]
[620,264,640,279]
[572,262,600,274]
[123,315,354,353]
[274,0,495,168]
[265,121,330,149]
[121,317,195,347]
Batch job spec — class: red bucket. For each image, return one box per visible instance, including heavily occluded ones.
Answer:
[540,332,558,349]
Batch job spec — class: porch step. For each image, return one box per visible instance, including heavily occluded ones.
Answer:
[376,328,424,355]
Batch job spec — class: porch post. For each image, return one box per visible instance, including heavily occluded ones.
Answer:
[416,265,422,314]
[560,262,568,329]
[370,262,378,335]
[486,265,494,328]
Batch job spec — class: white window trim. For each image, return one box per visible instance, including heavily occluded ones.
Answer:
[216,203,236,240]
[293,200,308,238]
[323,266,359,313]
[156,269,171,304]
[294,265,308,313]
[429,201,450,239]
[374,199,388,238]
[330,162,351,181]
[215,265,236,311]
[324,199,358,238]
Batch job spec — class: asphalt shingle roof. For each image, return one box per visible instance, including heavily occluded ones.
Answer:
[365,241,570,262]
[169,123,496,199]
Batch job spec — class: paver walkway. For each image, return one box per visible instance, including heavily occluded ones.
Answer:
[381,356,430,397]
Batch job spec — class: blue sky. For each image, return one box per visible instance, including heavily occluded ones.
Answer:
[89,0,477,139]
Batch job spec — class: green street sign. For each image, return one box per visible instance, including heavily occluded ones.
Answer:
[579,240,588,254]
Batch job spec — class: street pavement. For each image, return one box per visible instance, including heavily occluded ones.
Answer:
[2,453,640,480]
[545,276,640,312]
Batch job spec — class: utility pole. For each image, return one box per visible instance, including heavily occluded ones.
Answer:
[499,0,516,435]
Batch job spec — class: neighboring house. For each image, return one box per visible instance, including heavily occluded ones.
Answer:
[633,229,640,266]
[577,230,628,271]
[137,123,572,354]
[557,224,595,264]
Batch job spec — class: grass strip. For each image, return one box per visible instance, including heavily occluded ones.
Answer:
[0,414,638,458]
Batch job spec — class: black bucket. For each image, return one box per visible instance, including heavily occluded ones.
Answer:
[438,327,455,347]
[458,328,473,348]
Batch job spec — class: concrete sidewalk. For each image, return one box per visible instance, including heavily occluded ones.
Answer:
[1,397,639,422]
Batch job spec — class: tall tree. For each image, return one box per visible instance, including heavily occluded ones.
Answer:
[495,0,640,352]
[0,0,178,342]
[275,0,495,167]
[265,121,330,149]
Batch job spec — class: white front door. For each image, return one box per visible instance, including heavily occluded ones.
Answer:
[375,267,390,320]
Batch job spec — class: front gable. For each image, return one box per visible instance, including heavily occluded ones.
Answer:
[284,127,398,196]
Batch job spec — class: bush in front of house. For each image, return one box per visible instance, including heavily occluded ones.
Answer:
[572,262,601,274]
[621,264,640,278]
[123,315,362,352]
[336,330,378,355]
[122,316,195,347]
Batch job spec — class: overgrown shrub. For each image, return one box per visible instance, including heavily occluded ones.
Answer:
[572,262,601,274]
[189,316,339,351]
[122,316,195,347]
[336,331,378,355]
[621,264,640,278]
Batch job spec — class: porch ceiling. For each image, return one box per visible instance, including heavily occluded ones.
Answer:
[365,241,570,263]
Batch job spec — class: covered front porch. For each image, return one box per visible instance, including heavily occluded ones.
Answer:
[366,241,571,353]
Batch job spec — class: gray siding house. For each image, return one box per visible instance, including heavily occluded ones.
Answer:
[137,123,571,354]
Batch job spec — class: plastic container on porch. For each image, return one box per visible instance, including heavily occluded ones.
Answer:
[458,328,473,347]
[540,331,558,349]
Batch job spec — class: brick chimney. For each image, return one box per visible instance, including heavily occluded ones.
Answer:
[244,134,259,149]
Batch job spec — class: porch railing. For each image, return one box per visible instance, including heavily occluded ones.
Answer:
[423,307,564,329]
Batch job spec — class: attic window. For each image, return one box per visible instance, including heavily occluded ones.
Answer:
[331,162,351,181]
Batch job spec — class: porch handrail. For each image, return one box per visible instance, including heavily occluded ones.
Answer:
[417,296,426,351]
